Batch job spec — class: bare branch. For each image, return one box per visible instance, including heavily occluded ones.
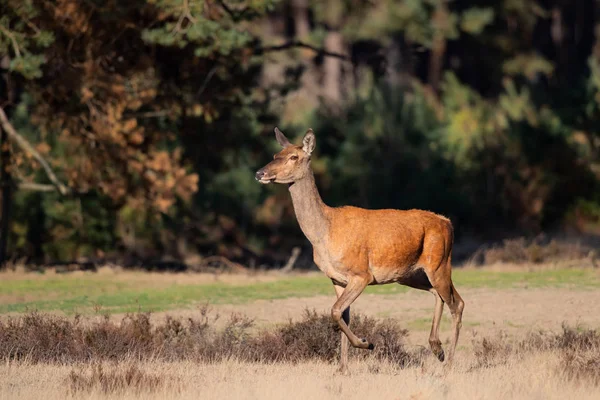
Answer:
[125,110,171,119]
[182,0,197,23]
[216,0,261,22]
[281,247,301,273]
[217,0,236,19]
[0,107,70,195]
[256,41,349,60]
[0,25,21,58]
[196,66,217,98]
[17,182,57,192]
[173,0,197,33]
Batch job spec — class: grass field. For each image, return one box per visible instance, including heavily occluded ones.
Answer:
[1,267,599,314]
[1,265,599,399]
[2,354,599,400]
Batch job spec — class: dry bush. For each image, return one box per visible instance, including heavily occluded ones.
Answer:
[0,312,81,362]
[0,308,419,367]
[0,312,166,362]
[469,329,552,368]
[472,325,600,386]
[471,331,513,368]
[556,325,600,386]
[68,363,172,395]
[247,310,340,363]
[4,309,598,385]
[247,309,420,367]
[473,236,597,266]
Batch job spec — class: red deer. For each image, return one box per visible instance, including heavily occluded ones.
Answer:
[255,127,464,373]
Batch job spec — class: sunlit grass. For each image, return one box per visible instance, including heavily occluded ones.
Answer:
[0,268,598,315]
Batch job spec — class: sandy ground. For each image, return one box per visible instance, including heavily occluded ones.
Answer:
[137,286,600,350]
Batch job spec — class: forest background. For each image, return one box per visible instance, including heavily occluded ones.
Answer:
[1,0,599,270]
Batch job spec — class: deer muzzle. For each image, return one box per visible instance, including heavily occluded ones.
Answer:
[255,168,275,184]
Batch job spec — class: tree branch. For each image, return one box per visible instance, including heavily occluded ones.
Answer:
[281,246,301,273]
[196,66,217,98]
[216,0,260,22]
[256,40,350,60]
[17,182,57,192]
[0,107,70,195]
[0,25,21,58]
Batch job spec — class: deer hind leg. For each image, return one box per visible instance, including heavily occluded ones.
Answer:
[331,275,373,350]
[428,289,445,362]
[334,284,350,374]
[432,279,464,364]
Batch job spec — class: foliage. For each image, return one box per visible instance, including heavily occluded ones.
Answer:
[0,0,599,264]
[1,0,278,261]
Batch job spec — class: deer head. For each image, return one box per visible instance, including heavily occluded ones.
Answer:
[255,127,316,184]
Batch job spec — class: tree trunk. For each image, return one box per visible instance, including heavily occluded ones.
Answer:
[291,0,310,38]
[385,37,402,87]
[428,1,449,93]
[0,124,12,266]
[323,30,344,106]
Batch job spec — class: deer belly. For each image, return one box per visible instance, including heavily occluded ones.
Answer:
[313,250,349,285]
[369,265,405,284]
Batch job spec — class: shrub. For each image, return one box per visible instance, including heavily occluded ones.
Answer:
[471,324,600,386]
[473,236,597,266]
[0,308,419,366]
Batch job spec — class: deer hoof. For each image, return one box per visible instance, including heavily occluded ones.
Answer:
[356,338,374,350]
[435,349,445,362]
[431,346,445,362]
[430,341,444,362]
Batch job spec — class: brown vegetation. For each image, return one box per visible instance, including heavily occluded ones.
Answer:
[468,236,599,267]
[0,308,599,399]
[472,324,600,386]
[0,308,419,366]
[68,364,175,396]
[1,309,599,390]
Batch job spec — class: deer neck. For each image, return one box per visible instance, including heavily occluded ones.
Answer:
[288,169,330,246]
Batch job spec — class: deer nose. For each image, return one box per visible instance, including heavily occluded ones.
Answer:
[255,169,265,181]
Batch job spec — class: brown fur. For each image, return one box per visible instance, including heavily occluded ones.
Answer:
[256,128,465,373]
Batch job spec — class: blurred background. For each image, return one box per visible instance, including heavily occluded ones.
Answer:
[0,0,599,270]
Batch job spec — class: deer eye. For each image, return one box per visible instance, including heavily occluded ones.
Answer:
[289,155,299,161]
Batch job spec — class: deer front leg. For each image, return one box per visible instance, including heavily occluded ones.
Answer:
[334,284,350,374]
[331,275,373,350]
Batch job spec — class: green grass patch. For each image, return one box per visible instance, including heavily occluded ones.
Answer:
[0,268,598,315]
[453,268,600,289]
[407,316,481,331]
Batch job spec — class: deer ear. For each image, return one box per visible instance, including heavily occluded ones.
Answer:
[302,129,316,156]
[274,127,292,148]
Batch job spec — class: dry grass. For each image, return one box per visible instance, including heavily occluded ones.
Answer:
[472,324,600,382]
[0,264,293,285]
[68,363,175,396]
[0,310,599,399]
[1,352,599,400]
[467,236,598,267]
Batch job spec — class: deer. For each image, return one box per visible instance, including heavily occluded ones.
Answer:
[255,127,465,373]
